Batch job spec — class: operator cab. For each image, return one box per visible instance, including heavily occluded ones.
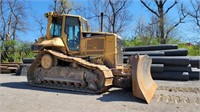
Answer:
[48,12,90,52]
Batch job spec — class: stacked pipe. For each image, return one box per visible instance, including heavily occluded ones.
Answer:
[0,62,21,73]
[123,44,200,81]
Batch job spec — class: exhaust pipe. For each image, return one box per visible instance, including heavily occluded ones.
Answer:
[100,12,103,32]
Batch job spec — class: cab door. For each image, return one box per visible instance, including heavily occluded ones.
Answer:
[65,16,80,51]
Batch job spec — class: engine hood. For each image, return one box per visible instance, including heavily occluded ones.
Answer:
[31,37,65,52]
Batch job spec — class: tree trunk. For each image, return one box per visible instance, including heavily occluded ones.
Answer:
[159,17,166,44]
[158,2,166,44]
[12,22,17,40]
[7,12,12,40]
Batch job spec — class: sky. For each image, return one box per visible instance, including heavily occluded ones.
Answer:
[19,0,200,43]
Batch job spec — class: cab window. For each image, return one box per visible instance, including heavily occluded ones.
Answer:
[65,16,80,51]
[81,20,88,32]
[50,17,62,37]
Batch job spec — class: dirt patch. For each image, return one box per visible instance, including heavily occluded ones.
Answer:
[154,94,200,105]
[158,86,200,93]
[153,81,200,105]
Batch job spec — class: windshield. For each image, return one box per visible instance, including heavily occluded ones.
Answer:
[50,17,62,37]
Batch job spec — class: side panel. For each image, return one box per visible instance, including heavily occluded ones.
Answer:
[117,38,123,65]
[79,35,117,68]
[80,37,105,55]
[104,36,117,68]
[86,37,104,54]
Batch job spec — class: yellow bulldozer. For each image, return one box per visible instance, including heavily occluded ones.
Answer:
[27,12,157,103]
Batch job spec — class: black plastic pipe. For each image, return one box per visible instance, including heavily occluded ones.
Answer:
[123,44,178,51]
[151,64,164,73]
[152,72,189,81]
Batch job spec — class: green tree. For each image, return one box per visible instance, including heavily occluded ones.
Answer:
[0,40,16,62]
[0,40,34,62]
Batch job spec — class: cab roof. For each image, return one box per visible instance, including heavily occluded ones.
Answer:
[45,12,87,21]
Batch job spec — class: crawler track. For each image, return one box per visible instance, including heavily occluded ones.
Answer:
[27,49,113,93]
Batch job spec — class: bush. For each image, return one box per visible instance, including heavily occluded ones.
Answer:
[178,44,200,56]
[122,37,199,56]
[123,36,160,47]
[0,40,35,62]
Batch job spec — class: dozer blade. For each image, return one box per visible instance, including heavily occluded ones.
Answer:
[129,54,157,104]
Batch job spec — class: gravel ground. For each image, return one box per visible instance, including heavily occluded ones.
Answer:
[0,74,200,112]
